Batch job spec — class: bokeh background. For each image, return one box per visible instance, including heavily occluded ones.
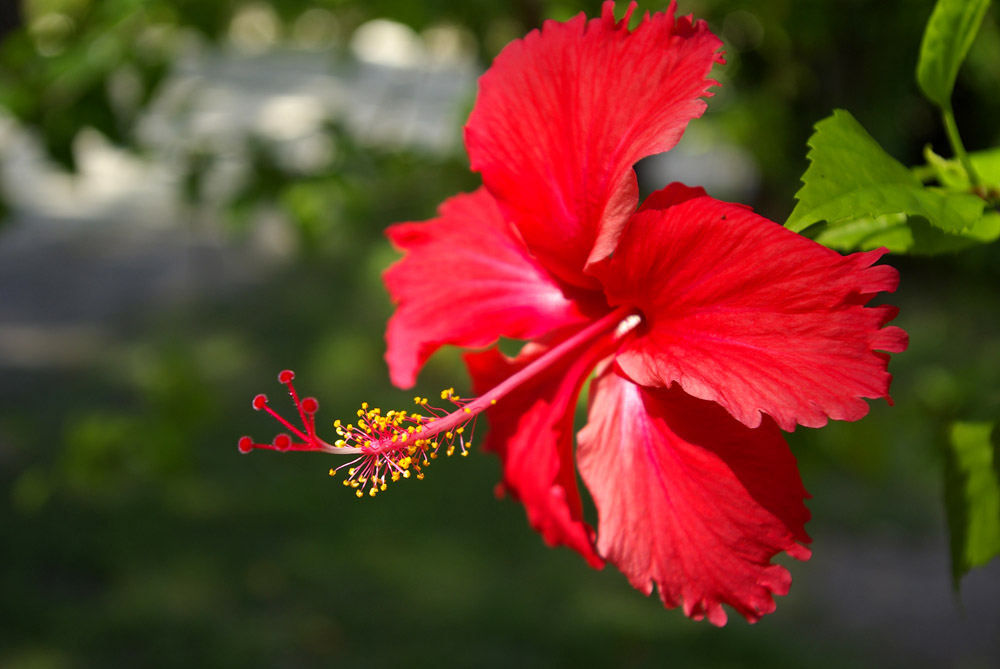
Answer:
[1,0,998,666]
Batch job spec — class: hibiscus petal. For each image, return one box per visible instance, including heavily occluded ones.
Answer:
[465,1,724,288]
[636,182,708,212]
[384,188,589,388]
[464,331,618,568]
[606,192,909,432]
[577,369,811,625]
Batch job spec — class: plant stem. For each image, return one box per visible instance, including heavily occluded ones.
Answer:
[942,104,980,186]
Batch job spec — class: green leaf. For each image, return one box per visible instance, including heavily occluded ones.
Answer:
[916,147,1000,214]
[945,421,1000,587]
[921,146,971,190]
[806,210,1000,255]
[917,0,991,108]
[970,147,1000,187]
[806,213,913,252]
[959,210,1000,244]
[787,109,985,238]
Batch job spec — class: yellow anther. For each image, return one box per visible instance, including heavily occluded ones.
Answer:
[335,439,346,448]
[348,467,356,475]
[463,407,471,414]
[351,481,359,488]
[445,431,454,440]
[369,487,377,497]
[343,479,350,486]
[456,427,464,435]
[356,490,364,498]
[446,446,455,457]
[361,402,369,410]
[391,472,400,482]
[334,419,342,427]
[416,473,425,480]
[461,450,469,457]
[329,468,335,476]
[490,399,497,405]
[380,483,387,491]
[357,409,364,417]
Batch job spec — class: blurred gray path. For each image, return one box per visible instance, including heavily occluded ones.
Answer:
[0,37,476,369]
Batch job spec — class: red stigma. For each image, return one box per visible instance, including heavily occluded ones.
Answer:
[240,370,333,456]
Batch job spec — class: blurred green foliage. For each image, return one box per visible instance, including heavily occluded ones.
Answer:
[3,0,998,218]
[1,0,999,666]
[945,421,1000,587]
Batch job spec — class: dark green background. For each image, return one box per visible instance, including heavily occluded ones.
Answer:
[1,1,998,666]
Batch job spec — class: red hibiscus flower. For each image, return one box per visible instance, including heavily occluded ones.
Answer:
[241,1,907,625]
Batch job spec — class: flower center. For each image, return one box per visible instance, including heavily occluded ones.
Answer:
[239,305,639,497]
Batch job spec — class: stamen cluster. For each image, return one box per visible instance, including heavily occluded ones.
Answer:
[239,371,477,498]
